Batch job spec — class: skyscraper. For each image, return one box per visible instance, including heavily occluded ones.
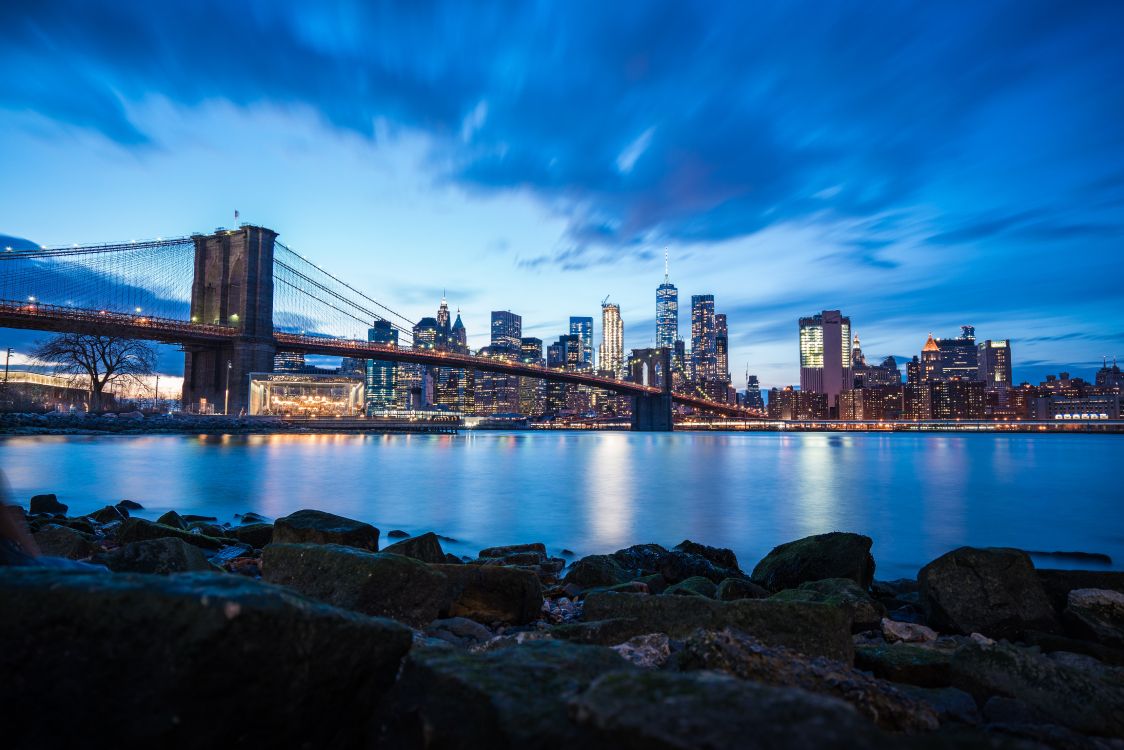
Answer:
[569,316,594,369]
[490,310,522,357]
[518,337,545,416]
[715,313,729,383]
[798,310,852,415]
[977,339,1012,389]
[599,301,623,377]
[744,374,765,410]
[921,334,941,381]
[435,310,473,413]
[450,310,467,354]
[365,320,398,413]
[436,294,451,350]
[690,294,717,380]
[938,325,978,381]
[656,248,678,348]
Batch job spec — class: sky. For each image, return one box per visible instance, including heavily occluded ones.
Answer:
[2,0,1123,389]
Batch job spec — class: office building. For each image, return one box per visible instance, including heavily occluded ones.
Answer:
[599,302,623,377]
[656,250,678,348]
[435,309,473,413]
[436,295,451,350]
[798,310,852,415]
[930,379,985,420]
[491,311,522,356]
[744,374,765,410]
[715,313,730,383]
[937,326,979,381]
[977,339,1012,389]
[1096,358,1123,391]
[766,387,828,420]
[840,385,904,421]
[273,351,305,373]
[449,310,468,354]
[569,316,594,369]
[921,334,941,381]
[1032,393,1122,420]
[365,320,398,413]
[691,294,717,380]
[903,382,932,420]
[519,337,545,416]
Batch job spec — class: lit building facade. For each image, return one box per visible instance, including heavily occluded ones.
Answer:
[490,311,522,356]
[518,336,545,416]
[977,339,1012,389]
[690,294,717,380]
[798,310,852,416]
[250,373,364,416]
[569,316,594,369]
[599,302,623,377]
[273,351,305,373]
[365,320,398,413]
[715,313,730,383]
[744,375,765,410]
[656,252,678,348]
[930,379,985,420]
[937,326,979,381]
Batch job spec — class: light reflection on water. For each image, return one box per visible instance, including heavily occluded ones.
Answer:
[1,431,1120,578]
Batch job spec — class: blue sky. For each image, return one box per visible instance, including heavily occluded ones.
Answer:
[2,0,1122,388]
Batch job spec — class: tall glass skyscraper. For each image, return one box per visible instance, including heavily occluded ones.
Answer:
[690,294,717,380]
[569,316,594,369]
[365,320,398,413]
[799,310,852,415]
[490,310,522,357]
[599,302,623,377]
[656,249,678,348]
[715,313,729,383]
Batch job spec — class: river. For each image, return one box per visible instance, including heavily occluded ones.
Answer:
[2,431,1120,578]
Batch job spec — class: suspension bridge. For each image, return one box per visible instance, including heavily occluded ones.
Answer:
[0,225,754,429]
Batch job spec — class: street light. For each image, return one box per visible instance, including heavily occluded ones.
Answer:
[224,360,232,415]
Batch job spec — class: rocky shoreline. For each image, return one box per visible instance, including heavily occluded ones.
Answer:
[4,494,1124,749]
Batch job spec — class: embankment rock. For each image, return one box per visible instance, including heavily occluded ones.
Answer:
[665,575,717,598]
[32,524,96,560]
[272,509,379,551]
[262,542,449,627]
[751,532,875,592]
[230,522,273,549]
[96,537,212,574]
[563,554,630,589]
[771,577,886,632]
[855,643,953,688]
[89,505,126,524]
[0,568,412,748]
[1037,569,1124,614]
[918,547,1058,639]
[115,517,225,551]
[582,591,853,661]
[433,563,543,624]
[673,539,740,571]
[382,531,445,564]
[155,510,187,529]
[29,493,67,515]
[1065,588,1124,648]
[715,577,769,601]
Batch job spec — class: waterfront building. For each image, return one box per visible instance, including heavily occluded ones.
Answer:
[365,320,398,413]
[937,326,979,381]
[545,334,583,415]
[744,374,765,410]
[599,302,624,377]
[691,294,717,380]
[338,357,365,378]
[766,387,828,420]
[930,378,985,420]
[249,372,364,416]
[1096,358,1123,391]
[840,385,904,421]
[907,355,922,384]
[715,313,730,383]
[482,311,522,414]
[656,249,678,348]
[921,334,941,381]
[854,354,902,387]
[1032,393,1122,420]
[273,351,305,373]
[798,310,852,416]
[903,381,932,420]
[569,316,594,369]
[977,339,1012,389]
[435,309,473,413]
[519,336,545,416]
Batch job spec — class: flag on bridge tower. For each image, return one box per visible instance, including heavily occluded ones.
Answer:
[234,209,240,222]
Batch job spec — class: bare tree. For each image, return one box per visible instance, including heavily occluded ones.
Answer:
[32,333,157,411]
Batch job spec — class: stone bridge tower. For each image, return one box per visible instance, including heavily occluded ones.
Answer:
[182,226,277,415]
[629,346,674,431]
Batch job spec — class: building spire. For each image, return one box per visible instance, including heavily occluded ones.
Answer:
[663,246,669,283]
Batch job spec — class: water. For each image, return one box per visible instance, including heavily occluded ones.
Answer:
[2,431,1120,578]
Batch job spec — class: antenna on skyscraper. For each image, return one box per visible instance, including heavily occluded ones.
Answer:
[664,246,670,282]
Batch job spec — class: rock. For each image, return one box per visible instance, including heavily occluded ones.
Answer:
[950,641,1124,737]
[262,543,450,627]
[384,640,630,747]
[632,572,667,594]
[116,499,143,511]
[563,554,630,589]
[1065,588,1124,648]
[155,510,187,529]
[855,643,953,688]
[883,617,939,644]
[387,529,410,539]
[570,670,889,749]
[433,563,543,625]
[190,522,229,538]
[895,685,980,725]
[611,633,671,668]
[872,578,920,599]
[609,543,671,574]
[715,577,769,601]
[238,512,268,525]
[478,542,546,559]
[1037,568,1124,614]
[182,514,217,523]
[664,575,717,598]
[382,531,445,564]
[96,537,212,574]
[659,549,742,584]
[230,522,273,549]
[29,493,67,515]
[583,591,853,661]
[425,617,493,647]
[273,509,379,552]
[751,532,875,592]
[552,618,655,646]
[32,524,97,560]
[673,539,739,571]
[443,553,463,565]
[88,505,125,524]
[116,518,225,551]
[918,547,1058,639]
[0,568,411,748]
[1023,629,1124,667]
[676,628,938,732]
[771,578,886,632]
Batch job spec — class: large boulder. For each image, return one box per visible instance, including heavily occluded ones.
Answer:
[673,539,739,571]
[770,578,886,632]
[918,547,1058,639]
[1065,588,1124,648]
[664,576,717,598]
[582,592,853,661]
[261,543,449,627]
[0,568,412,748]
[382,531,445,564]
[433,563,543,625]
[29,493,67,515]
[950,641,1124,737]
[32,524,97,560]
[155,510,187,529]
[89,505,126,524]
[273,509,379,551]
[383,640,631,748]
[751,532,875,592]
[610,543,671,574]
[96,537,212,574]
[230,522,273,549]
[658,549,742,584]
[570,670,889,749]
[1037,569,1124,614]
[115,517,225,551]
[674,628,938,732]
[854,643,953,688]
[715,577,769,601]
[562,554,630,589]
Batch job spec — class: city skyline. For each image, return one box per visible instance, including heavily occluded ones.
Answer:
[2,2,1123,388]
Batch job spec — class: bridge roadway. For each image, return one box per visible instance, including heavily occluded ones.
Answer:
[0,300,755,417]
